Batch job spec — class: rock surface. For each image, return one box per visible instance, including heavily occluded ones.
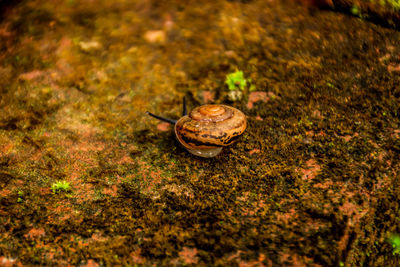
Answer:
[0,0,399,266]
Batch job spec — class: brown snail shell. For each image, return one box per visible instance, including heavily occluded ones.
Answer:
[174,104,246,158]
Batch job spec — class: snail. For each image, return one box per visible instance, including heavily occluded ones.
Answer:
[146,98,247,158]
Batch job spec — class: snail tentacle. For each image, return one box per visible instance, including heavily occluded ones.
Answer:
[146,111,177,125]
[182,96,187,116]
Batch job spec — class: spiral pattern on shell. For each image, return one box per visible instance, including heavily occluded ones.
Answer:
[175,104,247,150]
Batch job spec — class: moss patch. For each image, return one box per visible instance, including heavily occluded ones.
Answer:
[0,0,400,265]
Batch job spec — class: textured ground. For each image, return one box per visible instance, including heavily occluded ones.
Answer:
[0,0,400,266]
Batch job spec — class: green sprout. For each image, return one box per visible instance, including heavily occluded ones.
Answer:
[225,70,256,93]
[225,70,248,91]
[51,180,71,194]
[17,190,24,203]
[350,4,369,19]
[388,234,400,255]
[351,4,360,16]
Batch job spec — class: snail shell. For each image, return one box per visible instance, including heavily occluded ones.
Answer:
[175,104,246,158]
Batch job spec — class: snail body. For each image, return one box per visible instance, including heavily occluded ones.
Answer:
[146,100,246,158]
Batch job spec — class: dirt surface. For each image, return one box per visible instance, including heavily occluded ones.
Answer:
[0,0,400,266]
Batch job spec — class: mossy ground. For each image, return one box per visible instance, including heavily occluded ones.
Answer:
[0,0,400,266]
